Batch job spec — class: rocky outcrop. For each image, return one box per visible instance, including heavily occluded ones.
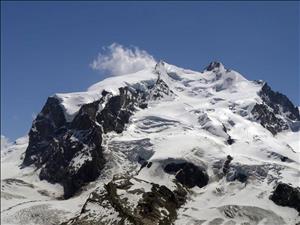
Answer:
[96,88,142,134]
[270,183,300,213]
[251,83,300,135]
[222,155,233,174]
[23,97,66,167]
[62,176,187,225]
[136,183,187,225]
[213,160,270,184]
[204,61,224,72]
[164,161,209,188]
[259,83,300,121]
[22,79,172,199]
[226,167,248,183]
[251,104,288,135]
[23,92,108,198]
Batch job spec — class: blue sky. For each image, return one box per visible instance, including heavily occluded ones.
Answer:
[1,2,299,140]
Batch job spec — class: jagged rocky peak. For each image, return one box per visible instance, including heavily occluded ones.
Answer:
[259,82,300,121]
[23,94,106,198]
[22,73,173,199]
[204,61,225,72]
[251,82,300,135]
[23,96,66,167]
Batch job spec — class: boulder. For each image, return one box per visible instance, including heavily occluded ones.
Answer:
[164,161,209,188]
[270,183,300,212]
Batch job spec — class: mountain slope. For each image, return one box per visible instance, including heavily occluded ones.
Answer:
[1,61,300,225]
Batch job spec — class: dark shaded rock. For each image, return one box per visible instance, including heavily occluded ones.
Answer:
[235,172,248,183]
[205,61,223,72]
[226,169,248,183]
[23,78,172,199]
[101,89,109,97]
[213,161,269,183]
[260,83,300,121]
[164,161,209,188]
[140,160,148,170]
[23,88,139,198]
[139,102,148,109]
[151,78,174,100]
[64,175,187,225]
[270,183,300,212]
[70,101,100,130]
[96,87,137,134]
[223,155,233,174]
[227,137,235,145]
[221,156,249,183]
[139,161,153,172]
[222,125,234,145]
[137,183,187,224]
[251,103,288,135]
[280,156,288,162]
[26,96,106,199]
[38,126,105,199]
[23,97,66,167]
[252,83,300,134]
[147,162,152,168]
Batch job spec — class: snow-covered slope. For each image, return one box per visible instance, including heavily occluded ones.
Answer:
[1,61,299,225]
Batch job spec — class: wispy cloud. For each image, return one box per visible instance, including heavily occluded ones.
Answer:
[90,43,156,76]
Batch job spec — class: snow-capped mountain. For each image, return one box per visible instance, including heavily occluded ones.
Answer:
[1,61,300,225]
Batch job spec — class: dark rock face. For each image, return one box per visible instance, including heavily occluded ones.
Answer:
[63,175,187,225]
[96,88,137,134]
[151,79,174,100]
[226,168,248,183]
[23,97,66,167]
[251,83,300,135]
[260,83,300,121]
[164,161,209,188]
[137,183,187,224]
[227,137,235,145]
[222,125,235,145]
[24,97,106,199]
[222,155,233,174]
[22,79,172,199]
[205,61,223,72]
[251,104,289,135]
[23,89,135,198]
[270,183,300,213]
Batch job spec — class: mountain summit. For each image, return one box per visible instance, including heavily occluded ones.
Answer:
[204,61,225,72]
[2,61,300,225]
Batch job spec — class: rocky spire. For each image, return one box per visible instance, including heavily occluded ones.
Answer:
[204,61,225,72]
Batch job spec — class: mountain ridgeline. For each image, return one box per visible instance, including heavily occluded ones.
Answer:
[8,61,299,225]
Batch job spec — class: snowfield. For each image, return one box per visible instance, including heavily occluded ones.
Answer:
[1,61,299,225]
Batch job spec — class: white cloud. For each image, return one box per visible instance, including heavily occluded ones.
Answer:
[1,135,11,152]
[90,43,156,76]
